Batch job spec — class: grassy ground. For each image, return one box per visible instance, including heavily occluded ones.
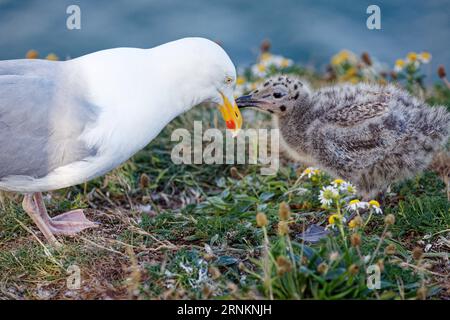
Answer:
[0,49,449,300]
[0,105,448,300]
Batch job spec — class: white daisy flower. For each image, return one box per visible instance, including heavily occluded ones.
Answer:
[319,186,339,207]
[347,199,369,211]
[300,167,320,179]
[419,52,432,63]
[369,200,383,214]
[251,63,267,78]
[341,181,357,194]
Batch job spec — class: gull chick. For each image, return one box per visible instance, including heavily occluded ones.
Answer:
[237,76,450,199]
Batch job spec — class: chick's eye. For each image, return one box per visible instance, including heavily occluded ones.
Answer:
[273,92,285,99]
[225,77,234,84]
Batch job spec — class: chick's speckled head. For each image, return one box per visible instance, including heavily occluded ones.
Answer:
[236,75,311,116]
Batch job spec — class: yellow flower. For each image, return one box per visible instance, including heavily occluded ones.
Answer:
[369,200,380,208]
[349,199,360,205]
[260,52,272,62]
[406,52,418,62]
[257,64,266,72]
[280,58,290,68]
[26,49,39,59]
[419,52,431,63]
[46,53,59,61]
[328,214,340,225]
[394,59,405,72]
[331,50,351,66]
[236,76,245,86]
[348,219,357,229]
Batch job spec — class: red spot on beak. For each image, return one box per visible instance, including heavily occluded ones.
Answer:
[226,120,236,130]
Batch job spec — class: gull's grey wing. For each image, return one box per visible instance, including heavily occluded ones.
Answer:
[0,59,99,179]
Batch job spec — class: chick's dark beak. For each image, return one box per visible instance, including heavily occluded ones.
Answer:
[236,94,263,108]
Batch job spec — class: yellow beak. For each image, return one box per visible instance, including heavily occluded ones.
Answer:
[218,92,243,137]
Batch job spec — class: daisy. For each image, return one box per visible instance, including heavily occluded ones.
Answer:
[251,63,267,78]
[331,179,345,188]
[319,186,339,207]
[341,181,357,194]
[369,200,383,214]
[394,59,405,72]
[347,199,369,211]
[300,167,320,179]
[419,52,431,63]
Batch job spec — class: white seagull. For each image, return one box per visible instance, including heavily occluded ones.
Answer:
[0,37,243,246]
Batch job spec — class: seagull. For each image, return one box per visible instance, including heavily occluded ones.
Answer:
[0,37,243,246]
[236,75,450,199]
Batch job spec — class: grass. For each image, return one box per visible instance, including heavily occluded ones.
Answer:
[0,49,449,300]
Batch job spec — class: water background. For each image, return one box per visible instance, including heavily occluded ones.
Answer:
[0,0,449,80]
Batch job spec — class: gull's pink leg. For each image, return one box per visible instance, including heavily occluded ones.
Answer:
[22,194,61,247]
[32,193,98,235]
[22,193,98,245]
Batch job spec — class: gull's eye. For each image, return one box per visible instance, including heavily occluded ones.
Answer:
[225,76,234,84]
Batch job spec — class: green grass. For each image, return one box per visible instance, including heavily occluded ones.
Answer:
[0,110,448,299]
[1,57,449,300]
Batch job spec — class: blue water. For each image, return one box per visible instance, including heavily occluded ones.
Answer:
[0,0,449,77]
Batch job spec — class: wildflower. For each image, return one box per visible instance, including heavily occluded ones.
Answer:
[26,49,39,59]
[349,216,363,229]
[319,186,339,207]
[256,212,268,227]
[419,52,431,63]
[278,202,291,221]
[369,200,383,214]
[406,52,418,63]
[227,282,238,294]
[394,59,405,72]
[300,167,320,179]
[230,167,241,179]
[329,251,340,262]
[416,286,427,300]
[361,52,372,65]
[202,285,212,298]
[437,65,446,79]
[385,244,396,255]
[260,39,271,53]
[260,52,272,62]
[350,233,361,247]
[377,259,385,272]
[46,53,59,61]
[328,213,341,225]
[347,199,369,211]
[331,179,345,187]
[280,58,292,68]
[348,264,360,275]
[276,256,292,275]
[139,173,150,189]
[251,63,267,78]
[278,221,289,236]
[317,262,328,274]
[209,266,221,280]
[412,247,423,261]
[236,76,246,86]
[341,181,357,194]
[331,50,355,66]
[384,214,395,226]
